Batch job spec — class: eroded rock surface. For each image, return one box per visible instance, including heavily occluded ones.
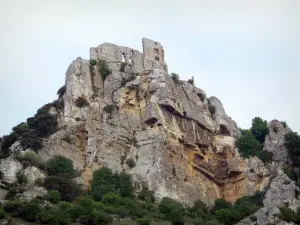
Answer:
[32,38,270,205]
[237,171,300,225]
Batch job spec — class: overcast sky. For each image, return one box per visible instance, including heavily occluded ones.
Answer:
[0,0,299,136]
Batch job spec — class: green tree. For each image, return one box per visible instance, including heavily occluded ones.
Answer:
[80,209,112,225]
[236,130,262,157]
[46,155,75,177]
[47,190,61,203]
[250,117,269,143]
[285,131,300,166]
[43,176,83,202]
[212,199,232,212]
[116,172,133,198]
[158,197,185,225]
[91,168,116,200]
[12,122,29,136]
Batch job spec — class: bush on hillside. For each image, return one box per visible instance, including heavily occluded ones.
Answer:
[236,130,262,158]
[17,151,44,169]
[250,117,269,143]
[281,121,288,128]
[46,155,75,178]
[80,209,112,225]
[12,123,29,136]
[284,131,300,166]
[158,197,185,225]
[46,190,61,204]
[43,176,83,202]
[170,73,180,85]
[212,199,232,212]
[57,85,66,98]
[99,60,111,81]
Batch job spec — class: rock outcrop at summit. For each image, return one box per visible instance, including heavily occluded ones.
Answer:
[25,38,270,205]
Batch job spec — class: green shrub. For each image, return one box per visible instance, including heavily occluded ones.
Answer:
[116,172,134,198]
[12,123,29,136]
[101,193,121,206]
[46,155,75,178]
[57,85,66,98]
[16,171,28,184]
[47,190,61,203]
[170,73,180,85]
[250,117,269,143]
[20,130,43,150]
[75,97,89,108]
[80,209,112,225]
[17,151,43,168]
[0,207,5,219]
[281,121,287,128]
[37,206,72,225]
[27,107,58,139]
[236,130,262,158]
[19,202,42,222]
[277,206,300,222]
[258,150,273,163]
[1,132,18,157]
[215,208,241,225]
[4,200,24,216]
[6,186,19,199]
[138,187,156,203]
[284,131,300,166]
[115,206,130,218]
[90,59,97,66]
[43,176,83,202]
[99,60,111,81]
[158,197,185,224]
[126,158,136,168]
[137,217,151,225]
[209,105,215,115]
[212,199,232,212]
[188,200,208,219]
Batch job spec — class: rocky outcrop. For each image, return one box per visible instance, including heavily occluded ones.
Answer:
[26,38,269,205]
[0,156,23,184]
[237,171,300,225]
[264,120,291,168]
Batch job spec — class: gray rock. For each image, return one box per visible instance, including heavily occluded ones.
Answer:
[35,38,269,205]
[0,157,23,184]
[23,166,45,185]
[264,120,291,168]
[21,187,47,201]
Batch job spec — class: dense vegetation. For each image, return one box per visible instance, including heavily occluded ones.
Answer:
[236,117,273,163]
[0,105,58,157]
[0,154,267,225]
[282,131,300,186]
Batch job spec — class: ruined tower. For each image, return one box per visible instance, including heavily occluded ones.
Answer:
[89,38,168,73]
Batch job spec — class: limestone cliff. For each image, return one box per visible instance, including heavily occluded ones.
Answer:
[11,38,268,205]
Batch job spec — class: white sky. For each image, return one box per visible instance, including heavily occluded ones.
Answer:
[0,0,300,135]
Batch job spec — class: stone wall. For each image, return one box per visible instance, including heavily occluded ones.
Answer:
[90,38,168,73]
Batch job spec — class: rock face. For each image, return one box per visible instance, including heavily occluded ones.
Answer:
[237,171,300,225]
[34,38,270,205]
[264,120,291,168]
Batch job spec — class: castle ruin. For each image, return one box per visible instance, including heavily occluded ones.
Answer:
[90,38,168,73]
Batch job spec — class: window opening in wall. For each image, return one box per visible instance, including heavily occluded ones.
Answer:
[121,53,126,63]
[128,58,132,65]
[154,48,159,54]
[155,56,160,61]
